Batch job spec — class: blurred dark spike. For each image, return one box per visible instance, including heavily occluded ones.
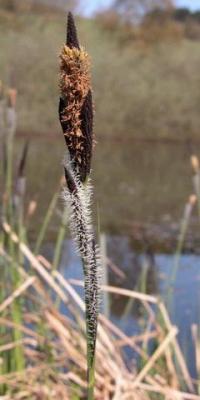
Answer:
[18,141,29,178]
[66,12,80,50]
[80,90,93,145]
[80,89,94,180]
[64,167,77,193]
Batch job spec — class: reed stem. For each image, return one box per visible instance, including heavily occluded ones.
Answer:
[34,190,59,255]
[52,207,68,270]
[167,195,196,310]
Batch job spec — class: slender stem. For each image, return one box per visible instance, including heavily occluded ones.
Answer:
[87,357,95,400]
[193,173,200,219]
[166,202,192,311]
[100,233,110,318]
[53,207,68,270]
[82,251,97,400]
[5,136,13,223]
[34,190,59,254]
[85,280,96,400]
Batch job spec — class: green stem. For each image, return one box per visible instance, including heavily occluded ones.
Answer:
[53,207,68,270]
[83,259,97,400]
[193,173,200,219]
[167,203,191,310]
[87,357,95,400]
[86,304,96,400]
[5,136,13,223]
[34,190,59,255]
[53,208,68,309]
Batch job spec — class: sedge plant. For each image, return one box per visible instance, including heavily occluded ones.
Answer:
[0,85,25,378]
[166,194,197,312]
[58,13,100,399]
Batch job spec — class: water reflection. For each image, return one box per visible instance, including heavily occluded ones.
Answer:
[106,235,158,318]
[13,136,197,244]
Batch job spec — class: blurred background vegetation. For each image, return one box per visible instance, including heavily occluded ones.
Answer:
[1,2,200,396]
[0,0,200,140]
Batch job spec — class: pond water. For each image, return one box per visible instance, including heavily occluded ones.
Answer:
[15,135,200,376]
[18,136,199,243]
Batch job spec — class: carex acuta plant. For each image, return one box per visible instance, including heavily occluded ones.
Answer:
[59,12,100,399]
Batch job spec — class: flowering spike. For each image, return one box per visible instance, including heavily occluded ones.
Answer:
[59,13,94,183]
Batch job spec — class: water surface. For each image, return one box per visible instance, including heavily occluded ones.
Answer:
[15,136,197,239]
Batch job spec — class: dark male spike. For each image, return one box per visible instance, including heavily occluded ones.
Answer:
[18,141,29,178]
[80,89,94,179]
[80,89,93,145]
[66,12,80,49]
